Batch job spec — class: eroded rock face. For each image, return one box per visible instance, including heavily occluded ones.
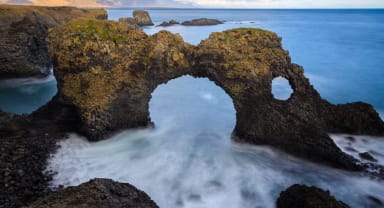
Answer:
[27,178,159,208]
[133,10,154,26]
[47,19,384,170]
[276,184,349,208]
[0,5,107,79]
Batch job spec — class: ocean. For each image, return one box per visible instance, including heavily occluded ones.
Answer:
[1,9,384,208]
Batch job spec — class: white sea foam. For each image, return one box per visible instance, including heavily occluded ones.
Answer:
[0,72,56,88]
[47,76,384,208]
[331,134,384,166]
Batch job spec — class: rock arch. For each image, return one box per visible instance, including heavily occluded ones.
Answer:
[46,19,384,169]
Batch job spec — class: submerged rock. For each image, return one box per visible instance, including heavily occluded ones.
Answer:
[276,184,349,208]
[27,178,159,208]
[367,195,383,207]
[46,20,384,170]
[0,5,107,79]
[182,18,223,26]
[133,10,154,26]
[359,152,377,162]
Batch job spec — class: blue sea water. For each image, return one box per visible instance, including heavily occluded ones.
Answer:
[1,9,384,208]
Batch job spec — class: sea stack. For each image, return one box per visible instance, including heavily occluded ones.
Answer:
[133,10,154,26]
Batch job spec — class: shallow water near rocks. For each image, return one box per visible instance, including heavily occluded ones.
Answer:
[0,74,57,114]
[47,76,384,208]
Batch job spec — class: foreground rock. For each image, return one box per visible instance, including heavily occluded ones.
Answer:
[0,5,107,79]
[182,18,223,26]
[133,10,154,26]
[27,178,159,208]
[276,184,349,208]
[47,19,384,170]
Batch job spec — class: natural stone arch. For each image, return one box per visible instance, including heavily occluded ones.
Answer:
[46,19,384,170]
[148,74,237,132]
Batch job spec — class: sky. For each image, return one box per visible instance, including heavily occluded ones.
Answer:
[0,0,383,8]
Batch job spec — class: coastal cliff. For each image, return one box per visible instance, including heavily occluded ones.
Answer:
[46,19,384,170]
[0,5,107,79]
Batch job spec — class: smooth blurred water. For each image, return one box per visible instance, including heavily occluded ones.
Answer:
[47,76,384,208]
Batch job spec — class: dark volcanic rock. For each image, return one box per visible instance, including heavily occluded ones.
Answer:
[0,5,107,79]
[118,17,140,29]
[133,10,154,26]
[182,18,223,26]
[359,152,377,162]
[0,109,65,208]
[27,178,159,208]
[367,195,383,207]
[158,19,179,27]
[276,184,350,208]
[46,20,384,170]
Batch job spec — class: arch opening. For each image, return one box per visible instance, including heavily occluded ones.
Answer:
[149,75,236,135]
[271,76,293,101]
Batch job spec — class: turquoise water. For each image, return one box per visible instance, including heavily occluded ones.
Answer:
[0,75,57,114]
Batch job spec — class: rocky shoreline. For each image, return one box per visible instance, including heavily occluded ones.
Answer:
[1,6,384,208]
[0,109,64,207]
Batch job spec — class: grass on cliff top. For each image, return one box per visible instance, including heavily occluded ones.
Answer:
[0,4,106,28]
[63,19,131,44]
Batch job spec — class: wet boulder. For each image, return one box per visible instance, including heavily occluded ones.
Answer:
[276,184,349,208]
[27,178,159,208]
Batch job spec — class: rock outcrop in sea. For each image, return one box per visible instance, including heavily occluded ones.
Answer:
[182,18,223,26]
[0,5,107,79]
[133,10,154,26]
[276,184,349,208]
[27,178,159,208]
[46,19,384,170]
[158,19,179,27]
